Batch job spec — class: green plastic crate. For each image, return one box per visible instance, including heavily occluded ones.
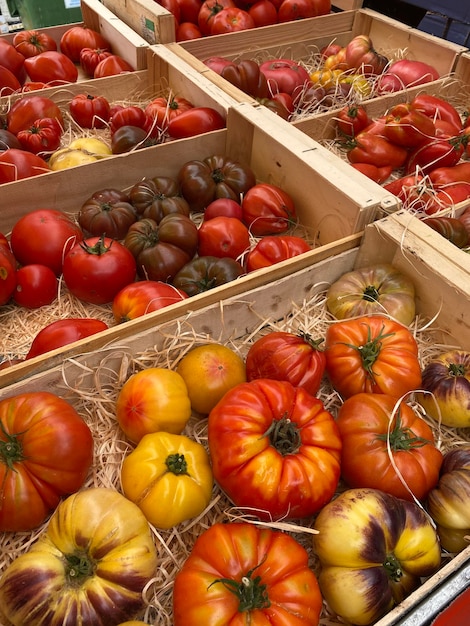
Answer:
[6,0,82,28]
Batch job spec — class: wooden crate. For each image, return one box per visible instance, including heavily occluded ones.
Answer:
[0,0,150,72]
[0,101,399,386]
[168,8,465,104]
[99,0,363,45]
[0,212,468,626]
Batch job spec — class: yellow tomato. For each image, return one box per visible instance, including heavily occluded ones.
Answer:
[309,68,344,89]
[176,343,246,414]
[68,136,112,155]
[49,148,99,170]
[121,431,213,529]
[116,368,191,443]
[341,73,372,97]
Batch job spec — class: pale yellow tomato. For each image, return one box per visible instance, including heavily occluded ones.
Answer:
[176,343,246,415]
[68,136,112,155]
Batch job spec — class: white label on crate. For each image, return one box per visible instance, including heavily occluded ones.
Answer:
[64,0,81,8]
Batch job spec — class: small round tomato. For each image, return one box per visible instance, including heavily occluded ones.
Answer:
[198,0,236,35]
[246,330,326,395]
[210,7,255,34]
[10,209,84,276]
[69,93,111,129]
[203,198,243,221]
[277,0,330,21]
[116,368,192,443]
[13,30,57,58]
[94,55,134,78]
[112,280,188,323]
[242,182,297,236]
[62,236,137,304]
[145,95,194,132]
[176,343,247,414]
[23,51,78,85]
[336,104,371,136]
[13,264,58,308]
[197,216,250,260]
[176,22,203,41]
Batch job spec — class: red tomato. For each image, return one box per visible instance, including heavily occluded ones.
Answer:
[336,104,371,137]
[259,58,311,96]
[246,234,310,271]
[167,107,225,138]
[176,22,203,40]
[0,39,25,81]
[0,65,22,95]
[347,133,408,169]
[197,215,250,259]
[69,93,111,129]
[246,330,326,395]
[242,182,297,236]
[350,163,393,183]
[158,0,181,21]
[383,103,436,148]
[378,59,440,93]
[248,0,278,26]
[19,81,47,92]
[324,315,422,399]
[12,264,58,308]
[405,134,466,174]
[7,95,64,135]
[197,0,236,35]
[145,96,194,131]
[177,0,203,23]
[112,280,188,323]
[0,247,17,305]
[173,522,323,626]
[26,318,109,359]
[203,198,243,220]
[62,236,137,304]
[336,393,443,501]
[23,50,78,85]
[0,391,94,531]
[60,25,111,63]
[210,7,255,33]
[13,30,57,58]
[203,56,236,75]
[411,93,462,133]
[277,0,331,22]
[93,55,134,78]
[110,105,148,134]
[79,46,113,77]
[0,148,49,183]
[208,378,342,520]
[10,209,84,276]
[16,117,63,155]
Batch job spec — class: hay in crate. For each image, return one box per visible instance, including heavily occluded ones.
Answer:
[1,279,468,626]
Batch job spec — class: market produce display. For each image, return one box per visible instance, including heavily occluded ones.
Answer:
[1,2,470,625]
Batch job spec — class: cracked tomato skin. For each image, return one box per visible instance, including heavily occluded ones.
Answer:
[173,522,323,626]
[324,315,422,400]
[208,378,342,521]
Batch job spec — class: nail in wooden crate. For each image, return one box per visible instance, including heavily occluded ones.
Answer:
[168,8,465,104]
[0,102,397,387]
[98,0,362,45]
[1,0,150,72]
[0,211,468,626]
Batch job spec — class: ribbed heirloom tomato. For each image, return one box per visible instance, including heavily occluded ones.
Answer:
[0,391,94,532]
[173,522,323,626]
[208,378,342,520]
[324,314,422,399]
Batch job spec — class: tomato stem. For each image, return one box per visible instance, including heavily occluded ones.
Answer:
[448,363,466,377]
[65,552,96,584]
[264,416,301,456]
[383,553,403,582]
[376,409,431,450]
[362,285,380,302]
[344,322,395,380]
[0,421,26,469]
[209,562,271,612]
[80,235,113,255]
[166,453,188,475]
